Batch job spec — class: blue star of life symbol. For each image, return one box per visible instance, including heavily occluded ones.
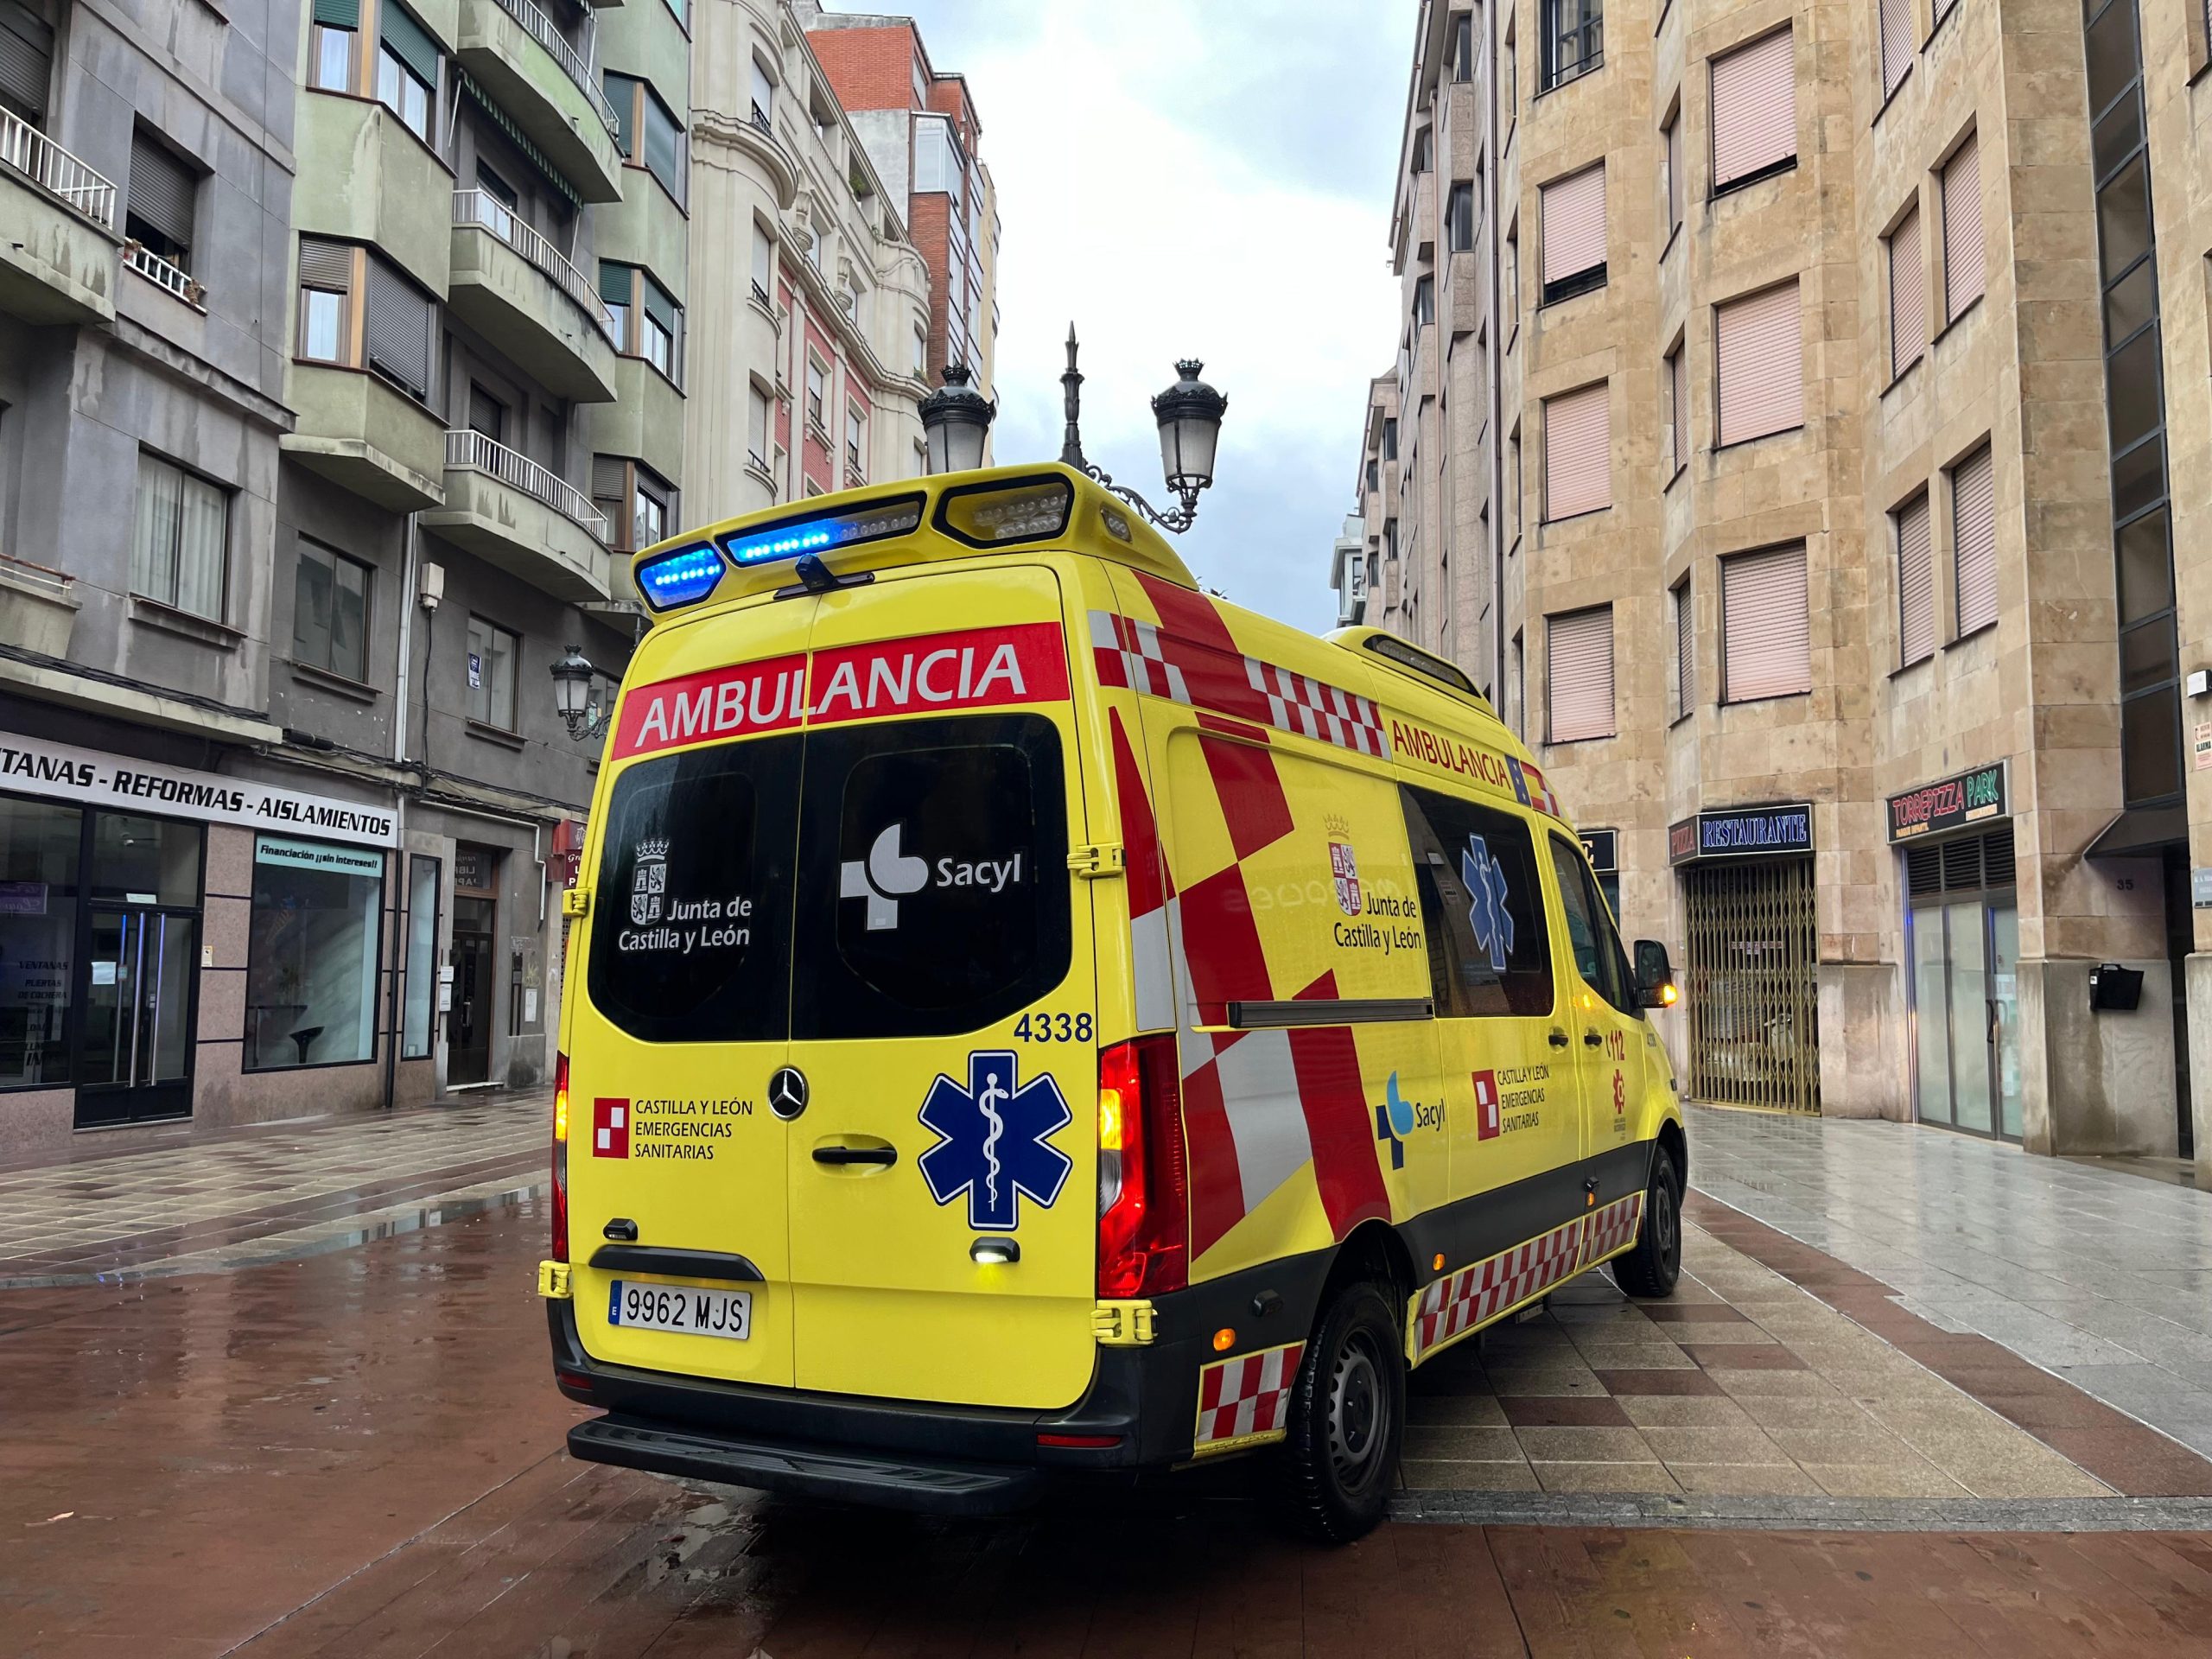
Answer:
[1462,833,1515,974]
[918,1052,1073,1230]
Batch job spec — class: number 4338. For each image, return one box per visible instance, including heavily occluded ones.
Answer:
[1013,1011,1093,1044]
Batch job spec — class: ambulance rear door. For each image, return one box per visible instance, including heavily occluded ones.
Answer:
[781,562,1102,1409]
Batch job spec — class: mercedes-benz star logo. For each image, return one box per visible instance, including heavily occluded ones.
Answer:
[767,1065,809,1121]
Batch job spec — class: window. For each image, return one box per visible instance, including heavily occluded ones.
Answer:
[1888,205,1925,378]
[293,539,371,683]
[1673,579,1694,716]
[1542,381,1610,520]
[131,452,226,620]
[1662,106,1682,238]
[1950,443,1997,636]
[912,321,928,378]
[1710,27,1795,193]
[1896,490,1934,665]
[608,73,684,202]
[1452,10,1476,79]
[1714,279,1802,446]
[1942,132,1984,321]
[1548,835,1635,1014]
[308,0,355,94]
[747,383,770,469]
[1448,181,1476,252]
[465,615,518,730]
[601,263,680,380]
[749,55,774,126]
[401,855,439,1059]
[805,355,828,431]
[1539,163,1605,302]
[641,273,677,378]
[376,1,437,141]
[1879,0,1912,99]
[1382,416,1399,461]
[126,127,195,269]
[1411,126,1432,173]
[1401,785,1556,1019]
[750,222,772,304]
[1505,220,1520,325]
[1665,343,1687,475]
[1547,605,1614,741]
[245,836,385,1070]
[1542,0,1604,88]
[467,382,505,443]
[591,454,629,548]
[1721,542,1810,701]
[296,236,352,363]
[846,403,866,475]
[633,464,671,550]
[364,256,433,398]
[1414,274,1435,327]
[1504,29,1517,121]
[0,798,79,1088]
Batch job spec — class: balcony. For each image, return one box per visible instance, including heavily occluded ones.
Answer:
[0,107,120,324]
[455,0,624,204]
[295,94,453,293]
[448,191,620,402]
[420,429,611,601]
[282,365,448,512]
[123,242,203,308]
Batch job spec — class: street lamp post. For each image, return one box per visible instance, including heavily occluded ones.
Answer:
[917,364,995,474]
[549,644,607,742]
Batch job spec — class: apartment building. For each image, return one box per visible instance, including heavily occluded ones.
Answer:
[795,2,998,404]
[0,0,690,1151]
[1347,0,2212,1173]
[684,0,932,522]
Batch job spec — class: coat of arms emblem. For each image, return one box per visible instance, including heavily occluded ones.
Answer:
[630,837,669,925]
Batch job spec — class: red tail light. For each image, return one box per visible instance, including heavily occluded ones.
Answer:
[1096,1033,1187,1298]
[551,1052,570,1263]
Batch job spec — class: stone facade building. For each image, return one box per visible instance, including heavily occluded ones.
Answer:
[1347,0,2212,1174]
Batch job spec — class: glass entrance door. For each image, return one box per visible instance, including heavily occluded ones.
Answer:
[1906,829,2022,1141]
[75,906,197,1127]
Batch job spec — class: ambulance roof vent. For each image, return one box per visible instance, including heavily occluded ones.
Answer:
[1351,630,1484,704]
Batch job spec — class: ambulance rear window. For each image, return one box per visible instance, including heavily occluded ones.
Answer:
[793,713,1071,1039]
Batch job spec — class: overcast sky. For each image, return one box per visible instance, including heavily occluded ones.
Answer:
[849,2,1410,634]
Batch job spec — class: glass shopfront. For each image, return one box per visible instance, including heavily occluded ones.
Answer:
[1906,830,2021,1140]
[0,799,81,1090]
[245,836,385,1071]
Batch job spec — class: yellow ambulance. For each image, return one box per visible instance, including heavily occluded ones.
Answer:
[540,462,1688,1541]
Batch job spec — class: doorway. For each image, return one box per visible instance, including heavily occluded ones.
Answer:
[1681,855,1821,1113]
[1907,830,2021,1140]
[448,844,499,1086]
[73,814,203,1128]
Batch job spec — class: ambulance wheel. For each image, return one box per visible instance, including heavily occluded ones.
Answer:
[1612,1145,1683,1300]
[1281,1279,1405,1543]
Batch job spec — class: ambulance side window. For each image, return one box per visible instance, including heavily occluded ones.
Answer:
[1548,835,1637,1016]
[1399,785,1554,1019]
[793,712,1071,1039]
[586,734,799,1043]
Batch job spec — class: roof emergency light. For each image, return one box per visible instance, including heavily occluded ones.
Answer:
[720,495,925,567]
[634,543,724,611]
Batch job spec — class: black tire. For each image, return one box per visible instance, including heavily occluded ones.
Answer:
[1612,1144,1683,1299]
[1280,1279,1406,1543]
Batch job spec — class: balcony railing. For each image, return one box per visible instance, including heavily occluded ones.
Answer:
[487,0,620,135]
[454,190,618,343]
[0,107,118,228]
[124,242,204,307]
[445,428,608,540]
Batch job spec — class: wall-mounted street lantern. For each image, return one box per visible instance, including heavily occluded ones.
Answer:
[550,643,608,742]
[917,363,995,474]
[1058,326,1227,534]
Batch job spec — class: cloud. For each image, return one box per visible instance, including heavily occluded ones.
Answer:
[849,1,1408,632]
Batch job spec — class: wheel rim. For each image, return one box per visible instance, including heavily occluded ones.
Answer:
[1326,1329,1391,1492]
[1654,1180,1678,1264]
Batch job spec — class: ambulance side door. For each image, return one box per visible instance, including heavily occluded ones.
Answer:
[1542,834,1653,1224]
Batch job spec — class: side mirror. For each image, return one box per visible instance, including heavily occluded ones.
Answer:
[1634,939,1677,1011]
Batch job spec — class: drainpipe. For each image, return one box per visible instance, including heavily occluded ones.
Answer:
[382,511,420,1110]
[1487,23,1507,723]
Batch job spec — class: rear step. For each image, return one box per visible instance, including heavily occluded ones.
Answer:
[569,1414,1047,1516]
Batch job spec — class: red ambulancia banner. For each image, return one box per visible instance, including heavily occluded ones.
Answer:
[611,623,1069,760]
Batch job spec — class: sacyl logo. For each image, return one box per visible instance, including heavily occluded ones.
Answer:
[840,823,929,930]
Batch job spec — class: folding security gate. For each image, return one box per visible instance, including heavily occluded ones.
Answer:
[1682,855,1820,1113]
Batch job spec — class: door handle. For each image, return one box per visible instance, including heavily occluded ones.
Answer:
[812,1144,897,1167]
[1583,1029,1604,1048]
[1549,1027,1572,1048]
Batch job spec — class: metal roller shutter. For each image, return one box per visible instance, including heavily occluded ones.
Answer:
[1721,542,1810,702]
[1951,444,1997,635]
[1942,133,1984,320]
[1879,0,1912,99]
[296,236,352,289]
[1675,581,1695,717]
[1715,279,1802,447]
[365,257,430,399]
[1664,113,1681,233]
[1540,162,1605,285]
[1889,206,1924,378]
[1547,606,1614,742]
[1897,492,1934,665]
[1711,27,1796,189]
[311,0,360,25]
[0,0,53,123]
[380,1,440,87]
[128,130,196,248]
[1542,381,1610,520]
[1669,347,1688,474]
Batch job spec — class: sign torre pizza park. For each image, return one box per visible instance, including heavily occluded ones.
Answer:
[1887,762,2007,842]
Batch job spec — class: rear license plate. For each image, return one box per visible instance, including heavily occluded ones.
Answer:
[608,1281,752,1340]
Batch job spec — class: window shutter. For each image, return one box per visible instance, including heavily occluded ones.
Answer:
[1952,444,1997,635]
[1712,28,1796,190]
[751,226,772,289]
[1675,582,1695,716]
[1942,133,1984,319]
[1547,606,1615,742]
[380,1,440,87]
[0,0,54,123]
[364,257,430,398]
[311,0,360,25]
[644,94,682,199]
[1897,492,1933,665]
[1879,0,1912,98]
[1540,163,1605,284]
[1665,114,1681,232]
[592,454,630,499]
[297,235,352,289]
[1889,206,1924,378]
[128,131,196,248]
[1668,348,1687,474]
[1715,280,1802,447]
[1722,543,1811,701]
[599,260,633,306]
[1543,381,1610,520]
[641,275,677,332]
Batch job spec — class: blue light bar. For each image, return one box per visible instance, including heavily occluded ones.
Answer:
[721,495,925,567]
[636,544,725,610]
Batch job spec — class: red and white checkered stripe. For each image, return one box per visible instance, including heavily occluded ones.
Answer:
[1583,1192,1644,1265]
[1091,610,1389,760]
[1193,1339,1305,1452]
[1411,1217,1585,1362]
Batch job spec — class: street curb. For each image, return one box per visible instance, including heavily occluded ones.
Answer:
[1392,1489,2212,1531]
